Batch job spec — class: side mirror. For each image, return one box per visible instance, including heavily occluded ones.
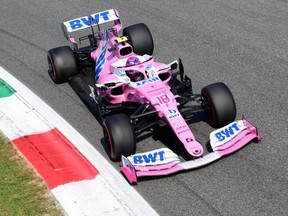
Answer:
[104,82,116,87]
[169,61,178,70]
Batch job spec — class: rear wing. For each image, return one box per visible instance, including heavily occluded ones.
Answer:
[61,9,121,40]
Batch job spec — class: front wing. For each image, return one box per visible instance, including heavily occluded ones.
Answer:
[121,118,261,183]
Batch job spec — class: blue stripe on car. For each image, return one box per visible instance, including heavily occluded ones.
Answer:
[95,29,109,82]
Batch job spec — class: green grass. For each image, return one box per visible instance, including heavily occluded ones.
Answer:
[0,135,64,216]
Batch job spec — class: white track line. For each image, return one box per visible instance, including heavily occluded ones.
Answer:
[0,66,159,216]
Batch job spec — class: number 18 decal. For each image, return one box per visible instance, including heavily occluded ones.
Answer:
[156,94,170,105]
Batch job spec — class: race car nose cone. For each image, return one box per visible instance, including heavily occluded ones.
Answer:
[192,148,202,155]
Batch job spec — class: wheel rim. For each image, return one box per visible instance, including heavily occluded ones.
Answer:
[47,54,57,81]
[103,124,115,158]
[202,92,217,126]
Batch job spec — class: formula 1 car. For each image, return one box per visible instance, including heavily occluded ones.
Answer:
[47,9,261,183]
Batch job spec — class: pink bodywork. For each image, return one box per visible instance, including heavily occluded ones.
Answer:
[88,19,204,158]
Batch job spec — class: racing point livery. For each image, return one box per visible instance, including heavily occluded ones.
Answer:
[47,9,261,183]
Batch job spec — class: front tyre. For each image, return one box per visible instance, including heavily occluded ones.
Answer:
[47,46,78,84]
[103,114,136,161]
[201,82,236,128]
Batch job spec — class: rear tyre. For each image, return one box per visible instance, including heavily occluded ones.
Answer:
[123,23,154,55]
[47,46,78,84]
[103,114,136,161]
[201,82,236,128]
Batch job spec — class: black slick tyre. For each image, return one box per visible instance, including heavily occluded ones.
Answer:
[103,114,136,161]
[201,82,236,128]
[47,46,78,84]
[123,23,154,55]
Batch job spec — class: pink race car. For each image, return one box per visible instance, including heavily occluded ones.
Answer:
[47,9,261,183]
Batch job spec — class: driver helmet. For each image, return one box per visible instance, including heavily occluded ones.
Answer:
[126,56,140,66]
[125,56,143,81]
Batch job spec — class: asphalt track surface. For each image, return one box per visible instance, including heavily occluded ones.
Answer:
[1,0,287,215]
